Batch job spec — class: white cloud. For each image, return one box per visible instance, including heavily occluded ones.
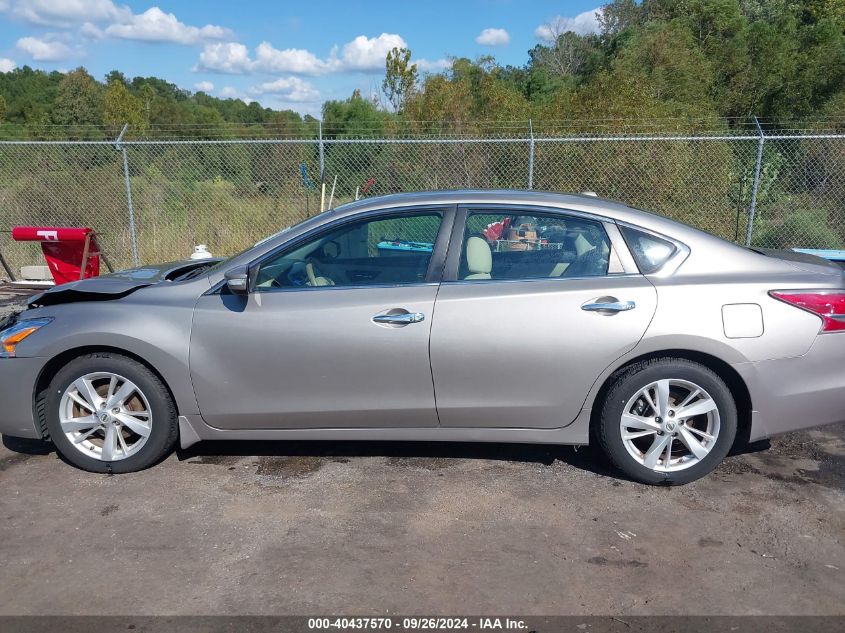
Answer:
[3,2,227,46]
[195,42,252,73]
[103,7,229,45]
[338,33,406,71]
[535,8,602,40]
[196,32,412,76]
[415,58,451,72]
[475,28,509,46]
[16,36,75,61]
[193,80,214,92]
[0,57,16,72]
[4,0,126,27]
[253,41,331,74]
[249,76,319,102]
[219,86,238,98]
[79,21,104,38]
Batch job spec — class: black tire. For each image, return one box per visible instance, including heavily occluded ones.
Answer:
[596,358,737,485]
[44,352,178,473]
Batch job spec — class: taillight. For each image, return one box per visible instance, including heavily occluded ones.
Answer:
[770,290,845,333]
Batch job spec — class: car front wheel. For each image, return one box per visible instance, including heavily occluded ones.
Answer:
[43,352,178,473]
[596,358,737,485]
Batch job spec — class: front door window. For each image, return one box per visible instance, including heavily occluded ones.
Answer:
[256,213,443,290]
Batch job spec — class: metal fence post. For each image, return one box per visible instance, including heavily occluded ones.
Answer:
[527,119,535,190]
[318,120,325,183]
[744,116,765,247]
[115,123,140,267]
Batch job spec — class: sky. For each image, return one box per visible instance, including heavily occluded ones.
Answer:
[0,1,602,117]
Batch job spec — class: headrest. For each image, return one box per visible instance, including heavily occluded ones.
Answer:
[574,233,596,257]
[466,236,492,274]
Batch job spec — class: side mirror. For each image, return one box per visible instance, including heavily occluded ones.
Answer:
[224,266,250,295]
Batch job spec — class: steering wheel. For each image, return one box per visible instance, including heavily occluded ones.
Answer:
[304,259,335,287]
[306,262,319,286]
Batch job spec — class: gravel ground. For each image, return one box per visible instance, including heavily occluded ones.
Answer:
[0,289,26,321]
[0,289,843,616]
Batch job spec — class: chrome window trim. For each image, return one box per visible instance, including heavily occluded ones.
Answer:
[441,273,643,288]
[251,281,440,295]
[615,220,691,277]
[206,278,441,296]
[459,202,609,224]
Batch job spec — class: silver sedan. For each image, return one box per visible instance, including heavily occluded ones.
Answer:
[2,190,844,484]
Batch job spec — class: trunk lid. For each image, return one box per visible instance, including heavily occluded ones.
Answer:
[752,247,845,281]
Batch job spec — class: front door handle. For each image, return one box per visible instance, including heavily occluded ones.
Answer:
[372,312,426,325]
[581,300,636,313]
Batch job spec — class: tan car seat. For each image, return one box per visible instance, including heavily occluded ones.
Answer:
[464,236,493,280]
[550,233,600,278]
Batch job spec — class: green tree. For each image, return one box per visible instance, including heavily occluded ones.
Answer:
[531,16,605,81]
[322,89,387,136]
[104,79,147,131]
[405,73,473,129]
[104,70,128,86]
[599,0,644,37]
[383,47,418,112]
[0,94,6,124]
[613,21,715,111]
[137,84,156,122]
[51,68,103,126]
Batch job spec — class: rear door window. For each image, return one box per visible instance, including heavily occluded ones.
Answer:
[459,211,614,281]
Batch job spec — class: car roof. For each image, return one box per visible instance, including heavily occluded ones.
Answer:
[334,189,623,215]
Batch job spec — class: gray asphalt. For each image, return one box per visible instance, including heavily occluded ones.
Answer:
[1,290,844,616]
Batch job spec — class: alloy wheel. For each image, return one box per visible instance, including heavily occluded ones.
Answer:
[59,372,153,461]
[619,378,720,473]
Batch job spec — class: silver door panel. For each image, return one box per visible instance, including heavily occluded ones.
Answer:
[190,285,439,429]
[430,276,657,428]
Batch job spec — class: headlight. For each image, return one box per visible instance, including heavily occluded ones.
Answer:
[0,317,53,358]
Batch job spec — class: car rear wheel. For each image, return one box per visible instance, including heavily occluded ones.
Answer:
[596,358,737,485]
[44,352,178,473]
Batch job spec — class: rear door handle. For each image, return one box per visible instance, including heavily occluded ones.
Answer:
[581,300,636,313]
[372,312,426,325]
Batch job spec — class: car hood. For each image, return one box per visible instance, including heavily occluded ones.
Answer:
[28,259,222,307]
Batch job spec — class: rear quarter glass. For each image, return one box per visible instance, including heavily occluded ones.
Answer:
[619,225,677,274]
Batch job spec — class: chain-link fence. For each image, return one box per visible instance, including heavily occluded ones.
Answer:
[1,126,844,277]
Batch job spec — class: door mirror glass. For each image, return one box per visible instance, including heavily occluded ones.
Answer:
[225,266,250,294]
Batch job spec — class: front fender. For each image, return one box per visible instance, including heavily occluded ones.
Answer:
[16,292,199,417]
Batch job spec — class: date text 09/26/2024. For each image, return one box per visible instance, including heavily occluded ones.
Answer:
[307,618,528,630]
